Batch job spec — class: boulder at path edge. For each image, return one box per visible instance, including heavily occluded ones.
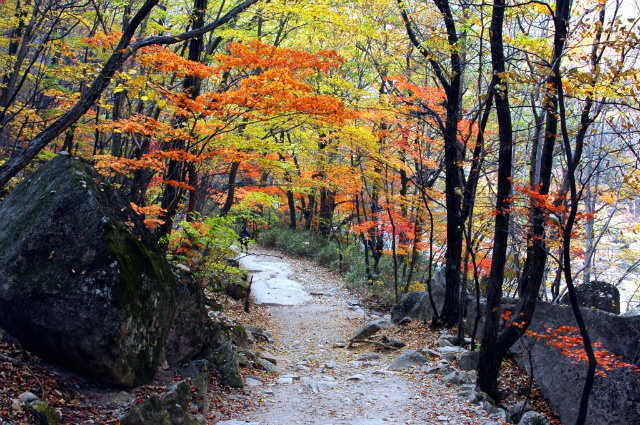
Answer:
[390,267,446,323]
[348,318,390,345]
[388,349,428,370]
[0,155,177,387]
[164,269,211,366]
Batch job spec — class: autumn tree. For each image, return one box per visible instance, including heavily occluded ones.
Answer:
[398,0,467,326]
[0,0,262,190]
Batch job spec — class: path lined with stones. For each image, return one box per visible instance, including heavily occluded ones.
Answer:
[221,247,506,425]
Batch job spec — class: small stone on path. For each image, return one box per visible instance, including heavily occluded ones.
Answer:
[388,349,428,370]
[438,337,454,347]
[18,391,37,403]
[373,370,395,376]
[357,353,382,361]
[305,380,338,393]
[245,378,262,387]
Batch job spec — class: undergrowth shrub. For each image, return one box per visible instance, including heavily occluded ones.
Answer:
[165,214,243,289]
[258,224,329,257]
[316,244,340,267]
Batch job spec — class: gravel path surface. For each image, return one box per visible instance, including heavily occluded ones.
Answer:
[224,246,506,425]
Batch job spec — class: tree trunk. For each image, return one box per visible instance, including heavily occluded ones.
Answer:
[304,193,315,231]
[318,187,335,236]
[286,189,296,229]
[61,125,76,153]
[477,0,573,400]
[220,161,240,216]
[399,0,464,326]
[157,0,207,240]
[477,0,514,400]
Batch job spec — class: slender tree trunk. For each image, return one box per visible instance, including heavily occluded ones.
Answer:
[0,0,34,147]
[399,0,464,326]
[318,187,335,236]
[61,125,76,153]
[187,163,198,219]
[477,0,514,400]
[157,0,208,239]
[556,27,598,422]
[355,192,373,280]
[477,0,573,401]
[304,193,315,231]
[286,190,296,229]
[279,152,297,230]
[220,161,240,216]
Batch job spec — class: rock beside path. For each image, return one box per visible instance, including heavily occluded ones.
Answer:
[0,155,177,387]
[518,411,550,425]
[120,380,203,425]
[348,318,390,345]
[208,342,244,388]
[24,401,61,425]
[458,350,480,371]
[390,267,446,323]
[388,349,428,370]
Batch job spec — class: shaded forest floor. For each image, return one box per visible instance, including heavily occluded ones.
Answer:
[0,246,561,424]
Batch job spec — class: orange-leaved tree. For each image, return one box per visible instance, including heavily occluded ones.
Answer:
[96,39,351,243]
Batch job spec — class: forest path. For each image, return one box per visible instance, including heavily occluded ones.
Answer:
[222,246,502,425]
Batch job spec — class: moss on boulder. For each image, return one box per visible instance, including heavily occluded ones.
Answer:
[0,155,177,387]
[120,381,203,425]
[24,401,61,425]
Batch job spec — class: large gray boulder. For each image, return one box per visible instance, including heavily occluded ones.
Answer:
[518,411,549,425]
[388,349,427,370]
[0,155,177,387]
[164,270,210,366]
[390,267,446,323]
[560,280,620,314]
[208,341,244,388]
[509,302,640,425]
[457,350,480,371]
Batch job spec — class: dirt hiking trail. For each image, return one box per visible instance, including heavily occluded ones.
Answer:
[219,246,505,425]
